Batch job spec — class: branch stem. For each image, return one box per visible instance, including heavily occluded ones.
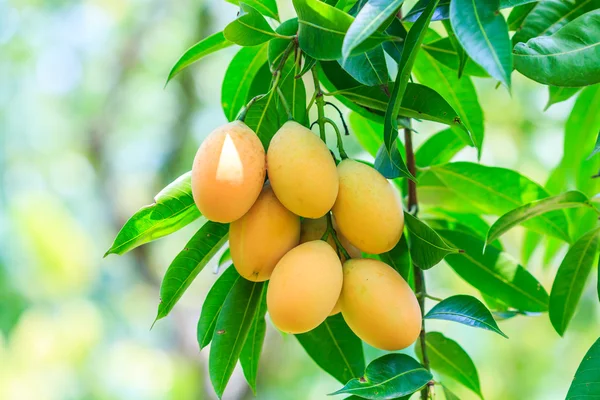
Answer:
[324,118,348,159]
[311,67,327,143]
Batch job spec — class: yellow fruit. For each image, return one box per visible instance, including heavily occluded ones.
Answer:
[267,241,343,333]
[329,298,341,316]
[191,121,265,223]
[340,259,421,351]
[332,159,404,254]
[267,121,338,218]
[229,184,300,282]
[300,216,362,260]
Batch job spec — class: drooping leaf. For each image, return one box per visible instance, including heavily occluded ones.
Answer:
[416,332,483,399]
[240,284,268,394]
[209,278,265,398]
[404,212,458,270]
[549,227,600,336]
[415,128,466,168]
[404,0,537,22]
[374,140,412,180]
[566,337,600,399]
[268,18,298,67]
[166,32,232,84]
[379,233,415,289]
[442,385,461,400]
[218,248,232,271]
[197,267,241,349]
[222,44,269,121]
[105,172,200,256]
[278,58,308,125]
[512,0,600,45]
[507,2,537,31]
[450,0,512,88]
[342,0,405,58]
[155,222,229,321]
[514,10,600,87]
[296,314,365,384]
[340,46,389,86]
[294,0,389,60]
[331,354,432,399]
[441,20,467,78]
[590,132,600,159]
[244,84,281,149]
[487,191,590,244]
[223,3,278,46]
[425,294,508,337]
[226,0,280,21]
[545,86,582,111]
[382,17,407,61]
[438,229,550,312]
[421,36,489,78]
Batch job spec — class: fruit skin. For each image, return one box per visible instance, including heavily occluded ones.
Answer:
[229,184,300,282]
[300,216,362,261]
[267,121,338,218]
[329,298,341,316]
[340,258,421,351]
[191,121,266,223]
[267,240,343,333]
[332,159,404,254]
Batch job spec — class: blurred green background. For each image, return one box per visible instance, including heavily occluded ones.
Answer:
[1,0,598,399]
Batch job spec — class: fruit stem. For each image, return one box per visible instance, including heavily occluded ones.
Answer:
[324,212,351,260]
[236,94,265,121]
[274,40,296,75]
[324,118,348,159]
[276,87,294,121]
[311,66,327,143]
[324,102,350,136]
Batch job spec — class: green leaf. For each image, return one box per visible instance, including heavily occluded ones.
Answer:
[218,248,231,269]
[278,59,308,125]
[224,3,278,46]
[378,0,440,182]
[374,140,411,180]
[566,337,600,399]
[512,0,600,45]
[450,0,512,88]
[404,212,459,270]
[590,131,600,159]
[425,294,508,338]
[550,227,600,336]
[268,18,298,67]
[331,354,432,399]
[342,0,405,58]
[166,31,232,84]
[514,10,600,87]
[155,222,228,322]
[442,385,461,400]
[105,172,200,256]
[240,285,268,394]
[382,17,407,61]
[296,314,365,384]
[226,0,280,21]
[415,128,466,168]
[244,84,281,149]
[209,278,265,398]
[487,191,591,245]
[545,86,582,111]
[294,0,388,60]
[438,229,550,312]
[340,46,389,86]
[379,232,415,290]
[348,111,384,157]
[197,267,241,349]
[421,37,489,78]
[416,332,483,399]
[222,44,269,121]
[507,2,537,31]
[404,0,537,22]
[442,20,468,78]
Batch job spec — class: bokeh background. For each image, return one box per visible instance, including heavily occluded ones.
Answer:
[1,0,598,399]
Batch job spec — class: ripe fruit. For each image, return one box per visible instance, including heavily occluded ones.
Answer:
[229,184,300,282]
[191,121,265,223]
[332,159,404,254]
[267,121,338,218]
[340,259,421,351]
[299,216,362,260]
[267,240,343,333]
[329,299,341,316]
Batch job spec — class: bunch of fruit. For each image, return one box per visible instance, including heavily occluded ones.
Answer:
[191,119,421,351]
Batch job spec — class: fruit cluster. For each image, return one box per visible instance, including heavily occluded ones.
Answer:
[191,119,421,351]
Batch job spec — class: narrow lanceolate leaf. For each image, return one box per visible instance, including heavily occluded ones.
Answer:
[442,20,467,78]
[404,0,537,22]
[166,32,232,84]
[244,85,280,149]
[155,222,229,322]
[222,44,269,121]
[279,59,308,125]
[443,385,461,400]
[380,234,415,290]
[425,295,508,338]
[268,18,298,67]
[512,0,600,45]
[450,0,512,88]
[589,132,600,159]
[545,86,582,111]
[240,285,268,394]
[487,191,591,245]
[377,0,440,181]
[507,2,537,31]
[415,128,466,168]
[223,3,278,46]
[226,0,280,21]
[382,17,407,62]
[566,337,600,399]
[439,229,550,312]
[197,267,241,349]
[296,314,365,384]
[209,278,264,399]
[218,248,231,270]
[549,227,600,336]
[404,212,459,270]
[331,354,432,399]
[342,0,405,58]
[416,332,483,399]
[374,140,410,180]
[514,10,600,87]
[422,36,489,78]
[348,112,384,157]
[105,172,200,256]
[340,46,389,86]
